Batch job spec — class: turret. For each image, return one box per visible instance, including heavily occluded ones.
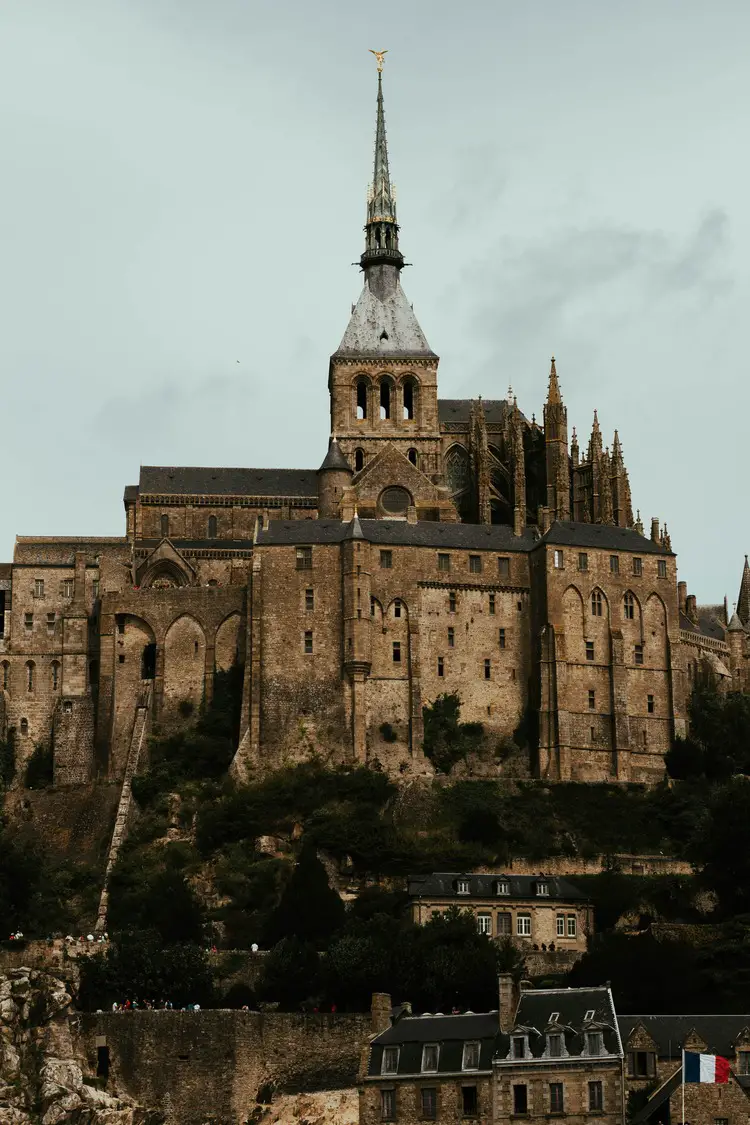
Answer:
[543,357,570,522]
[318,436,353,518]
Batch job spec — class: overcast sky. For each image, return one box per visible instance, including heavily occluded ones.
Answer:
[0,0,746,603]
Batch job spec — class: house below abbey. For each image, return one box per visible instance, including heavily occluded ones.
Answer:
[0,63,745,791]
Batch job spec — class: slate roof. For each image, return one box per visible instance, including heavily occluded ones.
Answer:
[438,399,515,425]
[539,521,670,555]
[135,539,255,551]
[698,606,728,641]
[319,439,353,473]
[408,872,588,903]
[497,987,622,1061]
[334,279,435,359]
[123,485,139,503]
[368,1012,499,1077]
[138,466,318,497]
[255,519,536,552]
[618,1015,750,1058]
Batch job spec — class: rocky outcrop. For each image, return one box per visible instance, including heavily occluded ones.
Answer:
[0,967,161,1124]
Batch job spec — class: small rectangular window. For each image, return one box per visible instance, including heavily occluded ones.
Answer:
[304,630,313,654]
[380,1088,396,1120]
[610,555,620,575]
[567,915,577,937]
[536,881,549,896]
[633,557,643,576]
[380,550,393,569]
[588,689,596,709]
[46,612,56,630]
[457,878,471,894]
[517,913,531,936]
[591,726,596,742]
[448,627,455,647]
[422,1087,437,1119]
[449,591,457,613]
[647,694,655,713]
[578,552,588,572]
[484,659,491,680]
[489,593,496,615]
[497,557,510,578]
[556,915,565,937]
[462,1087,478,1117]
[381,1046,399,1075]
[549,1083,564,1114]
[635,643,644,665]
[477,913,492,935]
[119,654,125,664]
[117,619,125,635]
[589,1081,603,1112]
[63,579,74,598]
[497,912,511,935]
[513,1085,528,1115]
[553,549,564,569]
[392,642,401,663]
[628,1051,656,1078]
[512,1036,526,1059]
[24,613,33,630]
[296,546,312,570]
[437,657,444,677]
[658,559,667,578]
[421,1044,439,1073]
[438,553,451,572]
[462,1041,480,1070]
[496,880,509,896]
[586,641,594,661]
[33,579,44,598]
[469,554,482,574]
[738,1051,750,1075]
[499,628,506,650]
[548,1034,563,1058]
[305,588,314,611]
[586,1031,604,1056]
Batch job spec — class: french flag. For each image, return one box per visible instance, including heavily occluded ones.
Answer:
[683,1050,730,1084]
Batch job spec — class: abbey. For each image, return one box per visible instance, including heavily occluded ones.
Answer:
[0,67,738,789]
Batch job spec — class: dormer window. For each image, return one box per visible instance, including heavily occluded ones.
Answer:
[536,882,549,897]
[462,1041,481,1070]
[495,880,509,896]
[547,1033,564,1058]
[584,1010,595,1022]
[549,1012,560,1023]
[381,1046,399,1075]
[586,1031,604,1056]
[456,878,471,895]
[511,1036,527,1060]
[422,1043,439,1073]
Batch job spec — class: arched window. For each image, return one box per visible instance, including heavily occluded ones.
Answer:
[26,660,35,692]
[1,661,9,692]
[356,379,368,420]
[623,592,635,620]
[20,718,28,736]
[403,378,417,420]
[591,590,603,617]
[51,661,60,691]
[407,448,418,467]
[160,514,169,538]
[354,448,364,472]
[207,515,218,539]
[380,378,392,420]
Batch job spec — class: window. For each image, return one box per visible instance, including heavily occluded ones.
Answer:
[407,448,418,466]
[381,487,411,515]
[421,1044,439,1073]
[714,1119,728,1125]
[63,579,74,598]
[394,600,402,618]
[623,592,635,620]
[512,1036,526,1059]
[658,559,667,578]
[497,912,511,935]
[517,913,531,936]
[119,654,125,664]
[462,1041,480,1070]
[556,915,565,937]
[628,1051,656,1078]
[484,659,491,680]
[457,878,471,894]
[549,1011,560,1023]
[586,641,595,661]
[738,1051,750,1075]
[588,689,596,709]
[498,557,510,578]
[380,1088,395,1120]
[477,913,492,935]
[1,662,9,691]
[633,557,643,576]
[92,579,100,599]
[496,880,509,896]
[469,555,482,574]
[536,881,549,896]
[305,588,314,611]
[549,1083,564,1114]
[51,662,60,691]
[567,915,577,937]
[586,1032,604,1056]
[380,550,393,569]
[499,628,506,650]
[355,448,364,471]
[643,730,648,747]
[47,612,56,632]
[647,694,655,713]
[24,613,33,630]
[449,591,457,613]
[462,1086,478,1117]
[591,590,603,616]
[304,631,313,654]
[160,514,169,538]
[437,657,444,677]
[207,515,217,539]
[584,1010,596,1021]
[26,661,35,692]
[610,555,620,575]
[392,642,401,663]
[489,593,496,615]
[553,550,564,569]
[447,626,455,648]
[513,1085,528,1115]
[421,1088,437,1119]
[34,579,44,598]
[381,1047,399,1075]
[590,726,596,742]
[20,718,28,736]
[578,552,588,572]
[296,546,312,570]
[634,644,644,665]
[379,377,393,420]
[547,1034,563,1058]
[438,553,451,572]
[356,379,368,421]
[589,1081,603,1112]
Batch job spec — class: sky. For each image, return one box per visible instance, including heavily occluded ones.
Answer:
[0,0,746,603]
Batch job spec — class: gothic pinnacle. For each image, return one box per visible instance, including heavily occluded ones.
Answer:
[547,355,562,404]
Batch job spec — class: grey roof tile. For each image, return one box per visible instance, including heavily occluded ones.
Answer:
[498,987,621,1060]
[255,519,536,552]
[540,521,669,555]
[618,1015,750,1057]
[408,872,588,903]
[369,1012,499,1076]
[139,466,318,497]
[333,279,435,358]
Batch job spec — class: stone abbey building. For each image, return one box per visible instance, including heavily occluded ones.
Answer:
[1,66,742,790]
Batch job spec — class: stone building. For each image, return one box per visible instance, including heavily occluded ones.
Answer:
[408,873,591,955]
[0,61,716,790]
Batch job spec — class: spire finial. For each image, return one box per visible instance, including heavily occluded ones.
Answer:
[360,52,403,277]
[547,355,562,404]
[369,48,388,73]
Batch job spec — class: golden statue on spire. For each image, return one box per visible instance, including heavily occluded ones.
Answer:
[369,49,388,72]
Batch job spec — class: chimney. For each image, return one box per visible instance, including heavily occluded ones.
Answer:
[685,594,698,624]
[650,517,660,543]
[498,973,518,1033]
[678,582,687,614]
[370,992,392,1034]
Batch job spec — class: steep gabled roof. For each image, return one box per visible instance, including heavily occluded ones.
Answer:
[333,279,435,358]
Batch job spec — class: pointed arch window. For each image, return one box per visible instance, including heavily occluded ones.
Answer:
[356,379,368,421]
[207,515,218,539]
[354,448,364,472]
[623,592,635,620]
[591,590,603,617]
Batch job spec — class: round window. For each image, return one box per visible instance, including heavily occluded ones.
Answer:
[380,486,411,515]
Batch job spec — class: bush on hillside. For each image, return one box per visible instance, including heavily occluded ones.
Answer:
[422,694,484,774]
[24,742,53,789]
[79,930,214,1011]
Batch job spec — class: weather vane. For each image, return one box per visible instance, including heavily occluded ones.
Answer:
[369,49,388,73]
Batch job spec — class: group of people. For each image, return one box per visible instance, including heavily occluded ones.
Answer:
[64,933,108,944]
[7,931,24,941]
[110,1000,201,1011]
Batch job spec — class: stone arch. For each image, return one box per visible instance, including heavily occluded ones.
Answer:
[401,374,420,421]
[353,374,371,421]
[562,585,586,662]
[215,612,242,672]
[386,597,410,624]
[622,588,643,638]
[589,586,610,621]
[163,614,206,718]
[379,374,395,420]
[354,448,365,472]
[445,443,472,522]
[644,593,668,663]
[140,559,189,590]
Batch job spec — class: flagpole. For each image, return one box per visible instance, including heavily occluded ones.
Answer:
[682,1049,685,1125]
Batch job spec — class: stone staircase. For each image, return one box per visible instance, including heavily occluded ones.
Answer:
[95,687,152,933]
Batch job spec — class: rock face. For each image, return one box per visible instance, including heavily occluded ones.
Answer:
[0,967,162,1125]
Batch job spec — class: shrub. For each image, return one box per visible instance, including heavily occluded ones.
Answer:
[423,694,484,773]
[79,931,214,1011]
[25,742,53,789]
[0,735,15,790]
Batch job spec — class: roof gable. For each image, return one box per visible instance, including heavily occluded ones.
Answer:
[333,278,435,359]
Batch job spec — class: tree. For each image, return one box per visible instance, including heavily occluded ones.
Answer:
[79,930,214,1010]
[256,937,321,1007]
[688,779,750,915]
[107,864,206,944]
[263,844,345,947]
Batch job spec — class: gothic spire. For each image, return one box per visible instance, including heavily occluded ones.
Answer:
[361,55,404,281]
[738,555,750,626]
[547,356,562,404]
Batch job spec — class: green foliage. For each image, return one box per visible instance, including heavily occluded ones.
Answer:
[79,930,214,1011]
[107,841,205,943]
[0,826,93,935]
[256,937,322,1008]
[666,685,750,780]
[573,871,700,932]
[264,843,345,947]
[0,734,15,790]
[422,694,484,773]
[687,778,750,914]
[24,742,53,789]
